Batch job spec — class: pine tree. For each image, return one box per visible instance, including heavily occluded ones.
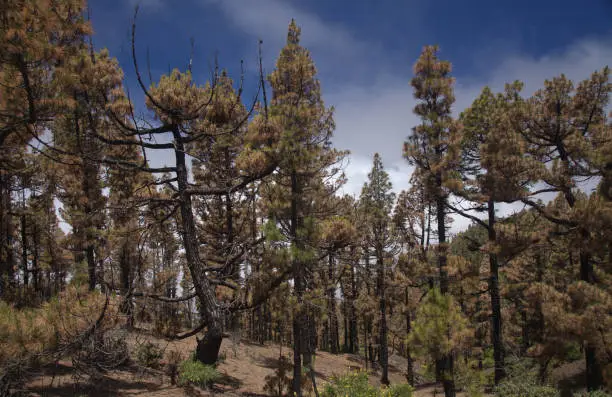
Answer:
[265,19,346,396]
[516,68,611,390]
[360,153,396,385]
[453,82,535,384]
[404,45,459,397]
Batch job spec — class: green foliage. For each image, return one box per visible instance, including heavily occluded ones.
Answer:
[321,371,413,397]
[178,359,220,389]
[562,342,583,362]
[322,371,378,397]
[384,383,414,397]
[494,357,559,397]
[453,359,488,397]
[494,378,559,397]
[135,341,163,369]
[263,219,284,242]
[575,391,612,397]
[409,288,472,362]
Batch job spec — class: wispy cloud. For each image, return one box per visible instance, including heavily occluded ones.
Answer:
[198,0,384,80]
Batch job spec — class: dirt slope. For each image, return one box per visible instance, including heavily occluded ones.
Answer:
[24,332,475,396]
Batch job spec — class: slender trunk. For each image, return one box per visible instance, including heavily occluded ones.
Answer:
[437,191,455,397]
[581,249,603,390]
[363,320,369,370]
[488,199,505,384]
[0,172,15,295]
[405,287,414,385]
[340,278,349,352]
[328,252,339,354]
[20,212,28,287]
[119,240,134,328]
[173,128,224,365]
[349,261,358,354]
[377,246,389,385]
[32,223,39,293]
[86,244,96,291]
[290,169,304,397]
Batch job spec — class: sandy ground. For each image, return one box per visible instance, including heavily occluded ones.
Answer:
[23,331,481,396]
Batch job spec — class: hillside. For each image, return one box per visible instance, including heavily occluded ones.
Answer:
[24,332,475,397]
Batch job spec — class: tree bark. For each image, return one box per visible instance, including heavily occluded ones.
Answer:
[173,128,224,365]
[436,193,455,397]
[405,287,414,385]
[580,250,604,390]
[290,169,305,397]
[377,246,389,385]
[488,199,505,384]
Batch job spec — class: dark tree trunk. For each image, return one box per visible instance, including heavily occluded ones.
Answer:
[488,200,505,384]
[405,288,414,386]
[20,212,28,287]
[290,169,305,397]
[327,252,339,354]
[580,250,604,390]
[349,260,358,354]
[32,223,39,293]
[173,128,224,365]
[377,247,389,385]
[86,244,96,291]
[436,193,455,397]
[0,172,15,295]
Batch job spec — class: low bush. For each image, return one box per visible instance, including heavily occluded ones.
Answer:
[322,370,413,397]
[575,391,612,397]
[384,383,414,397]
[178,359,220,389]
[322,370,378,397]
[494,377,559,397]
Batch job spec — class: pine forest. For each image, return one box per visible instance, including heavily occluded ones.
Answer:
[0,1,611,396]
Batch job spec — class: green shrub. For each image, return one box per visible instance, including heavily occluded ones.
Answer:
[455,359,486,397]
[322,371,378,397]
[494,377,559,397]
[384,383,414,397]
[135,341,163,369]
[575,391,612,397]
[178,359,220,389]
[322,371,413,397]
[563,342,583,362]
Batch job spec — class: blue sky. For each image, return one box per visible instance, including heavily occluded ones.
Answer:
[88,0,612,233]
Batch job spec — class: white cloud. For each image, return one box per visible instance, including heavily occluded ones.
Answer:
[331,36,611,234]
